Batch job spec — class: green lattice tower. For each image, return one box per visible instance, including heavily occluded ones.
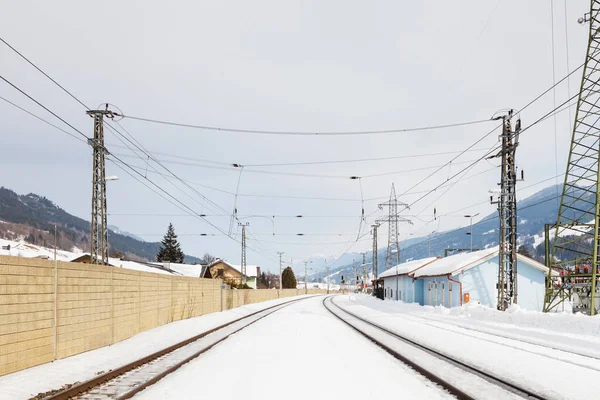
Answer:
[544,1,600,315]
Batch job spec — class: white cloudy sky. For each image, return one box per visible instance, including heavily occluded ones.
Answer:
[0,0,590,271]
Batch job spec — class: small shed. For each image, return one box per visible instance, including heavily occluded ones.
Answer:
[379,257,439,302]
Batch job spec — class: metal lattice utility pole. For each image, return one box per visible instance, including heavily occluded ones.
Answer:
[238,222,249,285]
[544,3,600,315]
[490,109,521,311]
[371,223,380,279]
[277,251,284,290]
[88,104,115,265]
[379,184,412,270]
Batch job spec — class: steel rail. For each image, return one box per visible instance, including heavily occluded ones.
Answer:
[45,296,314,400]
[323,296,546,400]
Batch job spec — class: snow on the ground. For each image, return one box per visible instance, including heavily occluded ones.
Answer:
[336,295,600,400]
[133,296,451,400]
[347,294,600,344]
[0,296,316,400]
[0,238,75,261]
[0,238,204,278]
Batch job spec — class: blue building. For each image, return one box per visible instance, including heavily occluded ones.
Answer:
[378,257,438,302]
[379,248,550,311]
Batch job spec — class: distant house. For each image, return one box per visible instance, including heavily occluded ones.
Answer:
[206,259,260,289]
[379,247,553,311]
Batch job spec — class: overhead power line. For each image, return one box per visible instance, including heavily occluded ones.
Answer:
[113,151,480,181]
[106,142,488,168]
[0,74,277,262]
[0,37,90,110]
[0,74,88,141]
[118,115,493,136]
[0,95,86,144]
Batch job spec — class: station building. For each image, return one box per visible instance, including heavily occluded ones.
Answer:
[377,247,550,311]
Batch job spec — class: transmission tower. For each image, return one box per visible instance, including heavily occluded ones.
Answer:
[371,223,380,279]
[544,3,600,315]
[87,105,115,265]
[490,110,521,311]
[379,184,412,270]
[238,222,249,284]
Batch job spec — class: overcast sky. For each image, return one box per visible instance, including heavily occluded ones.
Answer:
[0,0,590,272]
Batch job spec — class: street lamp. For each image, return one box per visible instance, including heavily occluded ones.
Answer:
[428,230,437,257]
[464,213,480,252]
[304,260,313,294]
[105,176,119,259]
[391,248,399,301]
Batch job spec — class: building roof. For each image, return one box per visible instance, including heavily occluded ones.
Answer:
[152,262,207,278]
[208,259,259,277]
[411,247,553,278]
[379,257,439,279]
[412,248,498,278]
[69,254,176,275]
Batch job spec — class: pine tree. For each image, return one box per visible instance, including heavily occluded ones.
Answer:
[281,266,297,289]
[156,223,185,263]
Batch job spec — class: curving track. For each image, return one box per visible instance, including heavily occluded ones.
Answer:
[323,295,546,400]
[44,296,312,400]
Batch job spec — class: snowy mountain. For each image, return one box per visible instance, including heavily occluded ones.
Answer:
[0,187,202,263]
[319,184,563,284]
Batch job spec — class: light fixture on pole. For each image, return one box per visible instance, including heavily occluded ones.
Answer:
[391,248,399,301]
[304,260,313,294]
[464,213,480,252]
[428,231,437,257]
[105,176,119,260]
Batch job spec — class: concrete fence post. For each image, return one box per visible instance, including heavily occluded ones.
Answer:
[53,260,58,360]
[110,268,114,345]
[138,272,141,334]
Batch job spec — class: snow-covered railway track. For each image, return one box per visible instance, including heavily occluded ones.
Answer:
[390,313,600,371]
[44,296,312,400]
[323,296,545,400]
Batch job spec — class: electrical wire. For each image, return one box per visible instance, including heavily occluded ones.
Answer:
[106,142,488,168]
[0,74,88,141]
[0,37,90,110]
[550,0,560,207]
[119,114,493,136]
[0,95,87,144]
[0,73,277,262]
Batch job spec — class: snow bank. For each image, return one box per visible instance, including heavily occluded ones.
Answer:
[350,294,600,337]
[426,301,600,336]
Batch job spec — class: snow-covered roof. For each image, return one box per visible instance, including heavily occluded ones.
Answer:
[209,259,259,277]
[152,262,206,278]
[410,247,553,278]
[412,248,498,278]
[110,258,174,275]
[378,257,438,279]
